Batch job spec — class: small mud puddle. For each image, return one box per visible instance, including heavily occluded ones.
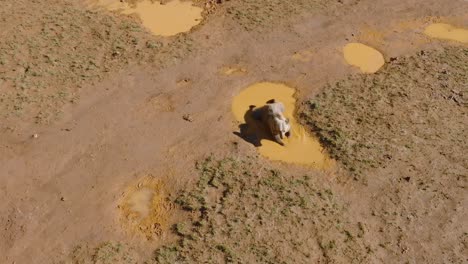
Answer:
[343,43,385,73]
[424,23,468,43]
[232,82,332,168]
[92,0,203,36]
[120,176,173,240]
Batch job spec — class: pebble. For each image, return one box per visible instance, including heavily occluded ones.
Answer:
[183,114,194,122]
[32,133,39,139]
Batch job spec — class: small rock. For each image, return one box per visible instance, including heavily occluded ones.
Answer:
[177,78,190,86]
[183,114,194,122]
[32,133,39,139]
[60,196,66,201]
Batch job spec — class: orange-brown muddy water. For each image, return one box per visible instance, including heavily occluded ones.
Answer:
[92,0,203,36]
[343,43,385,73]
[232,82,332,168]
[424,23,468,43]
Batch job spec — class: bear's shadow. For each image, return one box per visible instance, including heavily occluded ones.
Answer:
[233,105,277,147]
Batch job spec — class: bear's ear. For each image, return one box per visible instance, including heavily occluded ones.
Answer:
[266,99,276,104]
[249,105,256,110]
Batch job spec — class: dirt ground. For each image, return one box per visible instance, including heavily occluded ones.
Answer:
[0,0,467,263]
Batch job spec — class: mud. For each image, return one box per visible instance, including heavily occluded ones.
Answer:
[128,188,154,217]
[424,23,468,43]
[92,0,203,36]
[232,82,331,168]
[120,177,173,240]
[343,43,385,73]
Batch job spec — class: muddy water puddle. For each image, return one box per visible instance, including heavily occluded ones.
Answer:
[343,43,385,73]
[120,176,173,240]
[424,23,468,43]
[232,82,332,168]
[91,0,203,36]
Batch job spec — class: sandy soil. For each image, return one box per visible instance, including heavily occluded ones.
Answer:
[0,0,467,263]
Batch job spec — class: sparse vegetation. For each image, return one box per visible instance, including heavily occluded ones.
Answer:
[300,46,467,262]
[155,157,370,263]
[0,0,195,123]
[69,242,137,264]
[301,46,468,177]
[225,0,341,31]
